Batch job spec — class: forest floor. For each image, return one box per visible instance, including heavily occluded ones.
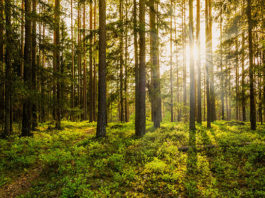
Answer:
[0,120,265,197]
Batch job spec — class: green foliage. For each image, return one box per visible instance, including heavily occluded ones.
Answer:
[1,121,265,197]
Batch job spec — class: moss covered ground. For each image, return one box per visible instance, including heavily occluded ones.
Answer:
[0,121,265,197]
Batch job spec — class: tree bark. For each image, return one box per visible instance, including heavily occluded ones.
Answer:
[136,0,146,137]
[134,0,139,133]
[54,0,61,129]
[150,0,161,128]
[32,0,37,130]
[22,0,32,136]
[89,1,93,122]
[119,0,124,122]
[196,0,201,124]
[83,3,87,120]
[247,0,256,130]
[189,0,196,130]
[96,0,107,137]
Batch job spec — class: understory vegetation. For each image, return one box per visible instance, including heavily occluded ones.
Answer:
[0,121,265,197]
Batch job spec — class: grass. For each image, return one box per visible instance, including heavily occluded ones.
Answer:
[0,120,265,197]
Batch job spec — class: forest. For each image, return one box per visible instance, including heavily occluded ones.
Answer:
[0,0,265,197]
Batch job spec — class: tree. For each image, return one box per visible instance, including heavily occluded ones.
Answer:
[96,0,107,137]
[247,0,256,130]
[22,0,32,136]
[196,0,202,123]
[189,0,195,130]
[170,0,174,122]
[83,2,87,120]
[89,0,93,122]
[0,0,4,130]
[150,0,161,128]
[54,0,61,129]
[135,0,146,137]
[119,0,124,122]
[205,0,211,128]
[32,0,37,130]
[134,0,139,133]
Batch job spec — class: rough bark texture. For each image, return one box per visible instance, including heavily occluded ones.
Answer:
[150,0,161,128]
[22,0,32,136]
[83,3,87,120]
[134,0,139,134]
[136,0,146,137]
[96,0,107,137]
[247,0,256,130]
[189,0,196,130]
[196,0,202,124]
[119,0,124,122]
[32,0,38,130]
[89,1,93,122]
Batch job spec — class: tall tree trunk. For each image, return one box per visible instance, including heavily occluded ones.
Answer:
[83,3,87,120]
[89,1,93,122]
[247,0,256,130]
[22,0,32,136]
[119,0,124,122]
[182,0,187,119]
[196,0,201,123]
[21,0,24,77]
[32,0,37,130]
[241,32,246,121]
[189,0,195,130]
[0,0,4,130]
[205,0,211,128]
[96,0,107,137]
[208,0,215,122]
[220,6,225,120]
[150,0,161,128]
[54,0,61,129]
[4,0,13,136]
[77,2,81,112]
[235,37,239,120]
[124,0,129,122]
[170,0,173,122]
[136,0,146,137]
[134,0,139,132]
[93,0,97,121]
[70,0,75,121]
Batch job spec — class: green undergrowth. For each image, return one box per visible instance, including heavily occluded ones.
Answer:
[0,120,265,197]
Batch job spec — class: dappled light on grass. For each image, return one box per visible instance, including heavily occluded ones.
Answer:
[0,121,265,197]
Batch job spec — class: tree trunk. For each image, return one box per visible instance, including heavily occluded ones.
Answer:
[70,0,75,121]
[189,0,196,130]
[196,0,201,123]
[83,3,87,120]
[93,0,97,121]
[205,0,211,128]
[32,0,37,130]
[89,1,93,122]
[134,0,139,132]
[54,0,61,129]
[170,0,174,122]
[0,0,4,130]
[150,0,161,128]
[182,0,187,119]
[241,32,246,121]
[235,37,239,120]
[136,0,146,137]
[220,6,225,120]
[22,0,32,136]
[119,0,124,122]
[96,0,107,137]
[124,0,129,122]
[247,0,256,130]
